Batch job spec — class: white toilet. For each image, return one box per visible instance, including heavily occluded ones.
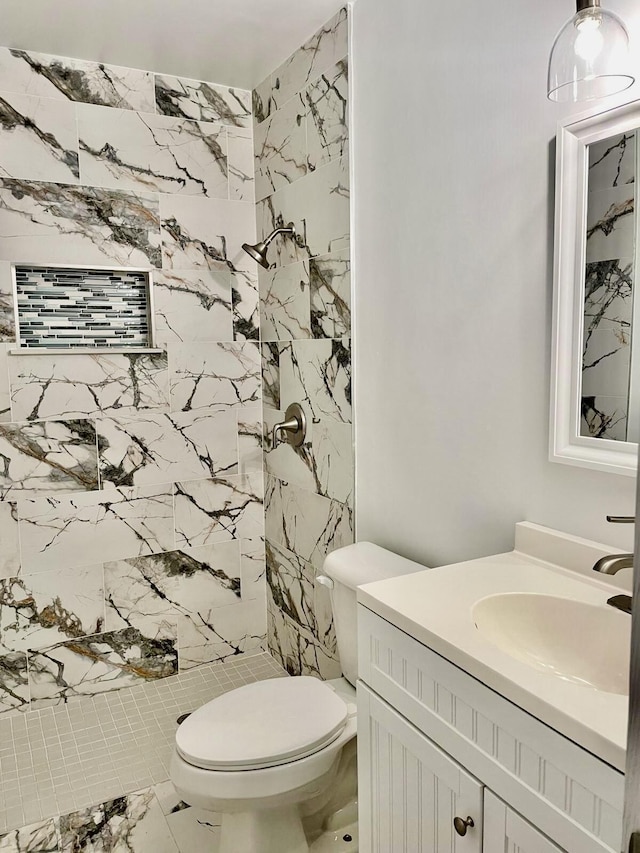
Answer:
[169,542,426,853]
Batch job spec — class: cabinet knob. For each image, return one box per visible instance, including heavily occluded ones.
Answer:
[453,816,475,837]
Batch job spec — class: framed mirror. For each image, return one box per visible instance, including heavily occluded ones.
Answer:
[551,98,640,476]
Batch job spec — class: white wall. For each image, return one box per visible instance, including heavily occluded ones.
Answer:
[352,0,640,565]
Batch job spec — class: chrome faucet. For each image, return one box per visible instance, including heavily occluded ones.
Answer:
[592,515,634,613]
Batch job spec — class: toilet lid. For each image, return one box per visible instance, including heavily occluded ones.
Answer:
[176,677,349,771]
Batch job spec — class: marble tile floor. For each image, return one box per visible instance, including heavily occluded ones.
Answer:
[0,652,287,847]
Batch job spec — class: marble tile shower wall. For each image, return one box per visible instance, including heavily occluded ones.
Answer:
[0,48,267,715]
[253,8,354,679]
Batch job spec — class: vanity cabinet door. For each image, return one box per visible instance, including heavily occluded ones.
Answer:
[358,683,483,852]
[484,790,567,853]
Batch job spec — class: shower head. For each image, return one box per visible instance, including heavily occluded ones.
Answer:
[242,224,296,269]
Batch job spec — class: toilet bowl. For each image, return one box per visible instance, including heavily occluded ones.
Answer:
[169,542,427,853]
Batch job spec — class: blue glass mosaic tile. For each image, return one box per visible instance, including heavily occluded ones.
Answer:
[15,266,151,349]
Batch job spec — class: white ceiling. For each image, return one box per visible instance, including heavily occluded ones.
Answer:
[0,0,348,90]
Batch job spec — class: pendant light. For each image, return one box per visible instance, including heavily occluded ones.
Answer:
[547,0,635,102]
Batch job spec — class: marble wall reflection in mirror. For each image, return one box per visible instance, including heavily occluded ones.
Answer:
[582,132,637,443]
[551,99,640,476]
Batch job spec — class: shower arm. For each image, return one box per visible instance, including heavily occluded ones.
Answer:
[263,226,296,248]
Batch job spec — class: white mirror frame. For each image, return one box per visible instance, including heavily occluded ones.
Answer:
[551,98,640,477]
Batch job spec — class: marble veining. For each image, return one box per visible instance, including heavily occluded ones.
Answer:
[0,502,20,579]
[237,407,263,473]
[0,419,98,500]
[0,94,79,183]
[0,262,15,341]
[9,351,170,422]
[18,484,175,573]
[264,473,353,573]
[266,538,339,679]
[232,271,260,341]
[261,342,283,411]
[0,49,155,112]
[0,648,29,714]
[259,260,312,341]
[152,270,233,344]
[77,106,228,198]
[589,132,635,192]
[155,75,251,128]
[169,341,260,413]
[268,8,348,118]
[97,411,238,488]
[173,473,264,548]
[309,250,351,338]
[0,179,162,269]
[0,817,58,851]
[0,566,104,652]
[280,337,351,423]
[305,59,348,172]
[28,624,178,708]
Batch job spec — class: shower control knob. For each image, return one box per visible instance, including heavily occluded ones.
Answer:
[453,816,474,837]
[271,403,306,448]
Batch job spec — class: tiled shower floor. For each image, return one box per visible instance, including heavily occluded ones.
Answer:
[0,652,286,851]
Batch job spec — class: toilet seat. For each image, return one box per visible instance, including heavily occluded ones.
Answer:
[176,676,349,772]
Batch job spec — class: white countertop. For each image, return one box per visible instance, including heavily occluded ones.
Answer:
[357,523,631,772]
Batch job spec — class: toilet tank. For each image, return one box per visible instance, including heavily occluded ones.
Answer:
[321,542,429,686]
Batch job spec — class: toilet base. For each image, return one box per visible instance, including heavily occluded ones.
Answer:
[219,807,309,853]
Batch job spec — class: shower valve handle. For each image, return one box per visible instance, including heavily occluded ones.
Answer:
[272,403,306,449]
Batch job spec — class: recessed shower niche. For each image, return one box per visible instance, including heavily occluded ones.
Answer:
[13,263,155,350]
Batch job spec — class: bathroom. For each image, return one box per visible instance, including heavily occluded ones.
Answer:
[0,0,639,850]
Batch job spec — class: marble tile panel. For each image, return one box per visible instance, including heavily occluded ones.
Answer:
[268,602,340,680]
[169,341,260,413]
[0,420,98,500]
[152,269,233,344]
[259,259,311,341]
[155,75,251,128]
[264,408,353,504]
[261,342,283,411]
[0,647,29,714]
[581,395,628,441]
[0,262,16,342]
[228,128,255,202]
[0,565,104,652]
[104,542,242,637]
[97,410,237,488]
[254,94,307,203]
[0,817,58,851]
[252,74,275,126]
[266,538,340,679]
[59,788,178,853]
[159,194,255,274]
[0,344,11,423]
[241,538,266,605]
[0,93,79,184]
[0,502,20,579]
[0,49,155,111]
[174,473,263,548]
[28,624,178,708]
[265,473,353,572]
[232,270,259,341]
[306,58,349,172]
[589,132,635,192]
[310,250,351,338]
[256,154,350,268]
[237,406,263,474]
[0,180,161,269]
[19,484,175,573]
[582,327,631,398]
[9,351,170,422]
[586,185,635,263]
[178,598,266,670]
[164,802,221,852]
[270,8,348,113]
[280,337,351,423]
[77,105,228,198]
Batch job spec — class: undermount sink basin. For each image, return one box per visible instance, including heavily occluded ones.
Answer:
[472,593,631,695]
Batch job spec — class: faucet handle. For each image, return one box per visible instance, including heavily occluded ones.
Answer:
[271,403,306,449]
[606,516,635,524]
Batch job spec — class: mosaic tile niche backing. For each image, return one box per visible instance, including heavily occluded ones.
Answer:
[15,265,151,349]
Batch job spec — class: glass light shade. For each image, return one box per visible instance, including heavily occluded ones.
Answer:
[547,4,635,102]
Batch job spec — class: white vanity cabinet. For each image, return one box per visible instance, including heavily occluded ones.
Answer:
[357,606,624,853]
